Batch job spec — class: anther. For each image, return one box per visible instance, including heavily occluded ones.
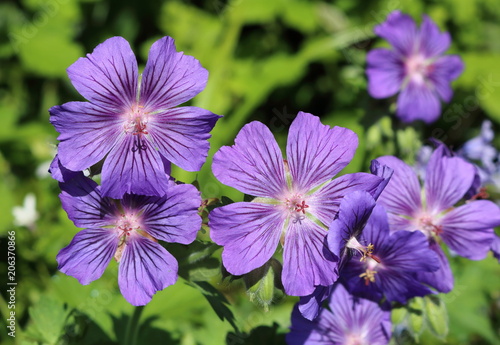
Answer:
[359,269,377,285]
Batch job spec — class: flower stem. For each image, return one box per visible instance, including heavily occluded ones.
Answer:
[124,305,144,345]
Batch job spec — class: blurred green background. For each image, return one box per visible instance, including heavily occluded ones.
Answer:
[1,0,500,344]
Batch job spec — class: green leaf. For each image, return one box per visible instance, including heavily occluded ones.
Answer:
[407,297,426,340]
[424,295,448,339]
[26,296,69,344]
[456,53,500,124]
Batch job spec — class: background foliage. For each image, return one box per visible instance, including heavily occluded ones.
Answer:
[0,0,499,344]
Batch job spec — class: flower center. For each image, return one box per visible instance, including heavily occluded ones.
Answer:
[359,257,380,286]
[116,212,141,238]
[284,194,310,224]
[405,55,433,84]
[124,104,149,137]
[416,214,442,238]
[345,334,368,345]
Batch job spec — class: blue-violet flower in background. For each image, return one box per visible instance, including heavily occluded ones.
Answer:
[56,174,201,306]
[50,36,220,198]
[366,10,464,123]
[374,145,500,292]
[209,112,386,296]
[287,283,391,345]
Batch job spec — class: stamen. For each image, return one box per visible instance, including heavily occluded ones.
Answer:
[469,187,489,201]
[294,200,309,214]
[358,243,380,263]
[359,269,377,285]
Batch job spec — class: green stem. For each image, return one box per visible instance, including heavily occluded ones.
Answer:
[124,305,144,345]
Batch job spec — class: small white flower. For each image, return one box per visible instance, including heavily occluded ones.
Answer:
[12,193,39,228]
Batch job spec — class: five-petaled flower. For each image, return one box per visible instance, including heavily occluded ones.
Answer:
[366,10,464,123]
[333,193,440,304]
[50,36,221,198]
[287,283,391,345]
[374,145,500,292]
[208,111,387,296]
[56,174,201,306]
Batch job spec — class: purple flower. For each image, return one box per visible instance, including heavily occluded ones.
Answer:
[287,283,391,345]
[339,201,440,304]
[367,10,464,123]
[50,36,221,198]
[374,145,500,292]
[56,174,201,306]
[208,111,386,296]
[459,120,500,187]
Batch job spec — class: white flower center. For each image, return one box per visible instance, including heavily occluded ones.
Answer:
[124,104,149,136]
[405,54,433,84]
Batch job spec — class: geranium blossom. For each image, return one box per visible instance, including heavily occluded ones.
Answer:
[287,283,391,345]
[366,10,464,123]
[209,111,386,296]
[50,36,220,198]
[56,174,201,305]
[374,145,500,292]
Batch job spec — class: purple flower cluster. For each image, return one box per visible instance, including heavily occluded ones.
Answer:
[49,36,220,305]
[46,9,499,343]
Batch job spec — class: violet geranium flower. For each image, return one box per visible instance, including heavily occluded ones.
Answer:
[56,174,201,306]
[209,111,386,296]
[374,145,500,292]
[366,10,464,123]
[287,283,391,345]
[338,201,440,304]
[50,36,221,198]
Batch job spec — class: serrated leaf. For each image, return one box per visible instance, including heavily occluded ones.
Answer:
[27,296,69,344]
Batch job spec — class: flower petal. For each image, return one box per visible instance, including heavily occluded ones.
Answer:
[375,229,440,273]
[416,241,453,293]
[57,228,118,285]
[209,202,284,275]
[372,156,421,218]
[286,112,358,191]
[298,285,333,321]
[49,155,83,183]
[59,174,116,228]
[212,121,287,198]
[439,200,498,260]
[369,160,394,200]
[100,134,171,198]
[140,36,208,110]
[148,106,220,172]
[374,10,418,56]
[327,191,376,260]
[118,236,178,306]
[418,16,451,58]
[49,102,122,172]
[428,55,464,102]
[131,182,201,244]
[282,219,338,296]
[67,36,137,109]
[491,235,500,263]
[366,48,405,99]
[396,80,441,123]
[309,173,385,227]
[425,146,475,212]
